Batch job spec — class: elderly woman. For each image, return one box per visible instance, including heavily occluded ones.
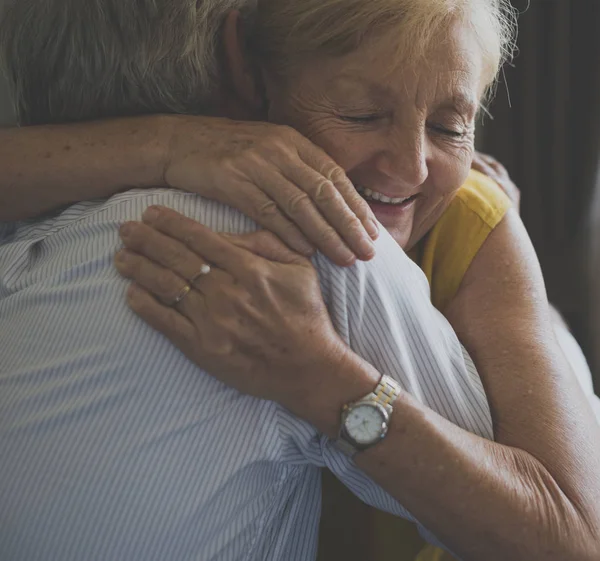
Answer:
[1,1,600,561]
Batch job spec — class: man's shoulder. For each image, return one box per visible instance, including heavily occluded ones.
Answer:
[313,226,430,305]
[13,188,257,238]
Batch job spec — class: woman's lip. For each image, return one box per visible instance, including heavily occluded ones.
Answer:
[364,195,418,216]
[357,187,419,202]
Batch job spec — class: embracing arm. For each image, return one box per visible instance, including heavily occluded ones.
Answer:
[327,209,600,561]
[0,116,377,265]
[0,117,168,221]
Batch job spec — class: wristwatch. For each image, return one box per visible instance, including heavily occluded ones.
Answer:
[335,375,402,457]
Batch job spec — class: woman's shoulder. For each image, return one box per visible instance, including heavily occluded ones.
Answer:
[415,169,512,312]
[452,169,512,230]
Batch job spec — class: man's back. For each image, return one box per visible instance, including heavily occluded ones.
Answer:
[0,189,493,560]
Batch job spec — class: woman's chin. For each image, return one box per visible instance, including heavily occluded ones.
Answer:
[388,228,412,250]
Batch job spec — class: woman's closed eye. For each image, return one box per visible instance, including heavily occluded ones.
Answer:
[336,113,386,124]
[428,123,468,138]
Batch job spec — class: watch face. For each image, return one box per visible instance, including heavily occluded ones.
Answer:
[344,403,387,446]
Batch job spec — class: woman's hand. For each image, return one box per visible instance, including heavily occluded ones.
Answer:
[164,116,379,266]
[114,205,352,415]
[471,151,520,212]
[1,116,378,267]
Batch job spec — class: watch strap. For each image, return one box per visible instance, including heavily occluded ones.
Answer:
[364,375,402,413]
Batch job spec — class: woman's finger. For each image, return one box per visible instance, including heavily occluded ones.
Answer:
[278,162,376,262]
[251,168,359,266]
[298,140,379,239]
[474,152,509,180]
[140,206,262,278]
[119,221,215,285]
[221,231,309,265]
[225,181,316,257]
[126,283,197,353]
[471,153,493,175]
[115,248,205,315]
[479,153,505,173]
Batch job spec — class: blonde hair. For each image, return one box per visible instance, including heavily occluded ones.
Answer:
[0,0,515,126]
[249,0,517,97]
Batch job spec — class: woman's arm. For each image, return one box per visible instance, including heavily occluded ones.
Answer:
[0,116,377,266]
[353,209,600,560]
[114,206,600,561]
[0,118,167,220]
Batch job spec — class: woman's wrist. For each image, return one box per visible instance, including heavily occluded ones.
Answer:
[132,114,177,189]
[297,344,382,439]
[155,114,184,189]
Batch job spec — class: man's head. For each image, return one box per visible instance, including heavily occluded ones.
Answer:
[0,0,253,125]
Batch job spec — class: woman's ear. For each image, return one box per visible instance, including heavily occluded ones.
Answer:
[221,10,268,118]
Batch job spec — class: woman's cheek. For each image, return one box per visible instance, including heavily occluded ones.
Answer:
[312,130,370,171]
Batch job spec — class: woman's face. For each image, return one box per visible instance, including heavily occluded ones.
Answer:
[264,21,485,249]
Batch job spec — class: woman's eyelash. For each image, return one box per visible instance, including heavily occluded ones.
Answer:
[337,114,383,124]
[429,124,467,138]
[337,115,467,139]
[338,116,468,139]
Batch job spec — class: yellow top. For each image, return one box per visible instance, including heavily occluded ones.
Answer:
[371,169,512,561]
[408,168,512,312]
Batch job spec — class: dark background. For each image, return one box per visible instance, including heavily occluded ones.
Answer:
[478,0,600,390]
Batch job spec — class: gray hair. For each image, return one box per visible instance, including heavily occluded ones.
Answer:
[0,0,516,126]
[0,0,254,125]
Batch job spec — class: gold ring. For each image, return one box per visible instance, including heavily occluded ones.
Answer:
[171,284,191,306]
[190,264,211,285]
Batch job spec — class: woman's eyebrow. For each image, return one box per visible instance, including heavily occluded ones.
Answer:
[329,76,478,118]
[436,93,478,117]
[329,74,394,98]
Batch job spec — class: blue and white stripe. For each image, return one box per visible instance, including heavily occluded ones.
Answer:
[0,189,492,561]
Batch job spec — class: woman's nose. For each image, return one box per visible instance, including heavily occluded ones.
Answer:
[378,130,429,190]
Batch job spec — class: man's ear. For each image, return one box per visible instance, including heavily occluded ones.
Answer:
[221,10,267,117]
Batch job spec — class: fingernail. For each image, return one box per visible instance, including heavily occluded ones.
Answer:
[367,219,380,240]
[359,237,376,260]
[342,252,357,267]
[143,206,160,223]
[127,283,142,299]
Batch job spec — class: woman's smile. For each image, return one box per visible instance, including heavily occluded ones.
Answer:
[356,186,420,240]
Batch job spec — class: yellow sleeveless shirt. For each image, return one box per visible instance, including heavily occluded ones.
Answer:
[337,169,512,561]
[408,168,512,311]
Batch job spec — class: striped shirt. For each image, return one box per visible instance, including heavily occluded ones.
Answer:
[0,189,493,561]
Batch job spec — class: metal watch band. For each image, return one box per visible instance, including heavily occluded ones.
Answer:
[365,375,402,413]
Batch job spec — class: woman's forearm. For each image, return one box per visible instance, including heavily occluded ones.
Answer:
[307,351,600,561]
[357,391,596,561]
[0,116,171,221]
